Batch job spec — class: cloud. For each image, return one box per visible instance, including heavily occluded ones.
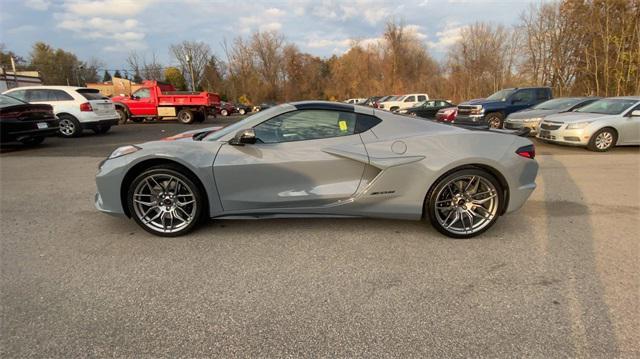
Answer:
[62,0,155,17]
[238,6,285,33]
[310,0,392,25]
[25,0,51,10]
[427,22,465,51]
[307,38,352,49]
[6,25,38,34]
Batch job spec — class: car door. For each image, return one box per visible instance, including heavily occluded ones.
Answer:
[128,88,156,116]
[508,89,536,114]
[403,95,417,108]
[213,109,371,212]
[619,104,640,144]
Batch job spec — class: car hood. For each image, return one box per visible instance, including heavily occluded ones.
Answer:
[459,98,501,107]
[543,112,615,123]
[161,126,223,141]
[508,109,556,119]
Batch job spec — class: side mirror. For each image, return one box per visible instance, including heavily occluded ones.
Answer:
[131,95,139,100]
[630,110,640,117]
[230,128,257,146]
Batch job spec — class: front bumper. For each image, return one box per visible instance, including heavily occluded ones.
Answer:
[536,125,589,146]
[504,120,541,134]
[454,114,485,125]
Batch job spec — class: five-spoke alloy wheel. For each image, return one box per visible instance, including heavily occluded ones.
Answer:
[427,169,502,238]
[128,166,203,236]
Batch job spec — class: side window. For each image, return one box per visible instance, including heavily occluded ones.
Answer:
[404,96,416,102]
[437,101,448,107]
[254,110,357,144]
[28,89,49,102]
[7,90,27,101]
[536,89,549,100]
[512,89,535,104]
[133,88,151,98]
[417,95,427,101]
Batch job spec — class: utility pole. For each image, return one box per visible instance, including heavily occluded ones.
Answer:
[10,56,18,88]
[186,54,196,92]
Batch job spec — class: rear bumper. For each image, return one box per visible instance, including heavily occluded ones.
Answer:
[82,118,119,129]
[0,119,60,141]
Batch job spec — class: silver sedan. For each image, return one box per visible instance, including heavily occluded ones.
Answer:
[537,97,640,151]
[504,97,599,135]
[95,101,538,238]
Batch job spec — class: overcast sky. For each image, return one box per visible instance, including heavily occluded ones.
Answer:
[1,0,537,72]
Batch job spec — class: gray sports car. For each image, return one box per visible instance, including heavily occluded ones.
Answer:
[95,101,538,238]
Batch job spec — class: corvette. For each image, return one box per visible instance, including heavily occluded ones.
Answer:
[95,101,538,238]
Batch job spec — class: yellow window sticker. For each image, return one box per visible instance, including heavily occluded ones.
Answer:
[339,120,348,132]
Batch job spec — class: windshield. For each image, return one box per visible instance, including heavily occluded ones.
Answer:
[576,99,637,115]
[0,94,27,108]
[486,89,516,101]
[533,98,582,110]
[205,105,285,141]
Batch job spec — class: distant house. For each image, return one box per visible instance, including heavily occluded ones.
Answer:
[86,77,143,97]
[0,69,42,92]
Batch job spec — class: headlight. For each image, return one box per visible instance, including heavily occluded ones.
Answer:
[470,107,484,115]
[567,121,593,129]
[108,145,141,159]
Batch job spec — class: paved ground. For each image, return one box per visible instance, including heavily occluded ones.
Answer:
[1,118,639,357]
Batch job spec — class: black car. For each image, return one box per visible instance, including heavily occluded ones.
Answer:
[396,99,456,119]
[0,94,59,145]
[234,103,251,115]
[255,101,277,112]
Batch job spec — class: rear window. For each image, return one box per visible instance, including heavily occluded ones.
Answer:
[77,89,107,100]
[0,94,27,108]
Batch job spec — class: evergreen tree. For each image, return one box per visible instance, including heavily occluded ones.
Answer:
[102,70,112,82]
[113,70,122,79]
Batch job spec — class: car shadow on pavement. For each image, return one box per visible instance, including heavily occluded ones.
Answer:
[539,155,619,357]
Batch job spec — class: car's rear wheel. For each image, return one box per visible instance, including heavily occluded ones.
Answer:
[238,108,246,115]
[177,109,195,124]
[220,109,228,116]
[426,169,503,239]
[486,113,504,129]
[58,115,81,137]
[127,166,204,237]
[588,128,617,152]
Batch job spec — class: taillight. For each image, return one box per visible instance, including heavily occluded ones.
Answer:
[516,144,535,159]
[80,102,93,112]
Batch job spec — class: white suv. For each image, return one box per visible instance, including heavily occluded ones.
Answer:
[3,86,119,137]
[378,93,429,111]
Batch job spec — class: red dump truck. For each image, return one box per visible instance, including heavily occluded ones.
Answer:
[111,81,221,124]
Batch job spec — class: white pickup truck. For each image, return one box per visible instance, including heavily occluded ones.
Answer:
[378,93,429,111]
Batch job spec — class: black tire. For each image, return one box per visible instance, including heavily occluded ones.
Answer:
[58,114,82,137]
[177,109,195,124]
[485,112,504,129]
[425,168,504,239]
[587,127,617,152]
[116,108,128,124]
[194,111,206,122]
[131,118,144,123]
[20,136,45,146]
[127,166,205,237]
[93,124,111,134]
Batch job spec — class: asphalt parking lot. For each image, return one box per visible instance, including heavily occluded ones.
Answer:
[1,118,639,357]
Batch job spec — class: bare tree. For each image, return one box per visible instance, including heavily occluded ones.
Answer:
[170,41,212,91]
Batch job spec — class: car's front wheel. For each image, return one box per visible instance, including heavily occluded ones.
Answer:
[588,127,617,152]
[220,109,228,116]
[426,169,503,239]
[238,108,246,115]
[127,166,204,236]
[486,113,504,129]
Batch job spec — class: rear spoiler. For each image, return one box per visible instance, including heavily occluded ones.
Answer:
[452,123,531,137]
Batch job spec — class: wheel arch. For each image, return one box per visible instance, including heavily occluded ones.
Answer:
[422,163,510,219]
[120,158,210,218]
[113,102,130,115]
[56,112,78,120]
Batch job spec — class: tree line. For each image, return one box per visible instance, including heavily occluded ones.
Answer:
[1,0,638,104]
